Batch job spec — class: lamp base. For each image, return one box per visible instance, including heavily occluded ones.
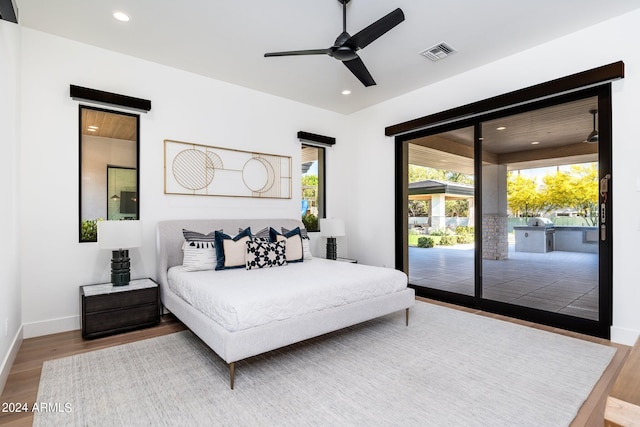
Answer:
[326,237,337,260]
[110,249,130,286]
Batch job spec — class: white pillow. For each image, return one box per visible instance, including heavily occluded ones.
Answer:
[301,239,313,260]
[182,241,216,271]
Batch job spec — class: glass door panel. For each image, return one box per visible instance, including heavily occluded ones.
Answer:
[407,126,475,296]
[480,97,600,321]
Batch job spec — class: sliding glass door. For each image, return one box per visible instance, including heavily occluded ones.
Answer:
[400,86,612,338]
[407,126,475,297]
[480,97,601,321]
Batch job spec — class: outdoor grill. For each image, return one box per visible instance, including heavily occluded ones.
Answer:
[514,217,555,253]
[527,217,554,228]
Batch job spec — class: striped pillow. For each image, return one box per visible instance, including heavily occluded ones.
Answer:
[182,241,216,271]
[183,229,217,242]
[240,226,270,241]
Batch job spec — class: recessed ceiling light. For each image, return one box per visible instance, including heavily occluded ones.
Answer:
[341,90,351,95]
[496,126,506,131]
[531,141,540,145]
[87,125,99,132]
[113,11,130,22]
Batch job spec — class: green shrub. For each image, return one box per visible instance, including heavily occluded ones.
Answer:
[455,226,475,235]
[456,233,474,244]
[302,213,318,231]
[417,236,435,248]
[81,218,102,242]
[429,228,451,236]
[439,235,457,246]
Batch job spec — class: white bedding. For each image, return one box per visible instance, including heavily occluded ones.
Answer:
[167,258,408,332]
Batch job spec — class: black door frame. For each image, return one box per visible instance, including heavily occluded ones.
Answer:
[394,84,613,338]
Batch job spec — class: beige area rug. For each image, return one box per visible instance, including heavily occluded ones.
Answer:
[34,301,616,426]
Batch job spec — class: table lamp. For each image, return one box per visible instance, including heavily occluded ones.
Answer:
[320,218,345,260]
[97,220,142,286]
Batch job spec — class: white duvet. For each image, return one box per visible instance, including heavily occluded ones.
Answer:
[167,258,408,332]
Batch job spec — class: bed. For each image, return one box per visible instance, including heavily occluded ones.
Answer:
[156,218,415,388]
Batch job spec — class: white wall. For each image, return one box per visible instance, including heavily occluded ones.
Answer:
[0,18,22,393]
[19,28,349,337]
[344,9,640,344]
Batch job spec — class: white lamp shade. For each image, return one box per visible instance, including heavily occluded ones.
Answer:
[97,220,143,250]
[319,218,345,237]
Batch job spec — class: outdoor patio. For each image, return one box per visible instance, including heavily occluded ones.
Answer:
[408,244,598,321]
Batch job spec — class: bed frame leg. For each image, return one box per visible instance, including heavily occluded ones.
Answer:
[406,308,409,326]
[229,362,235,390]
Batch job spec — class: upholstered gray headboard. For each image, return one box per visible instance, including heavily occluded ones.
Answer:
[156,218,305,290]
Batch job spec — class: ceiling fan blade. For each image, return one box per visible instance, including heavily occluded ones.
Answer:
[345,8,404,50]
[264,49,331,57]
[343,56,376,87]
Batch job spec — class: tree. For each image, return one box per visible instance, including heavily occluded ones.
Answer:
[445,199,469,217]
[507,173,549,217]
[543,164,598,225]
[507,163,598,223]
[409,164,455,183]
[408,200,429,217]
[301,174,318,200]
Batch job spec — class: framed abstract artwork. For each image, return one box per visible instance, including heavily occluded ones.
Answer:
[164,139,292,199]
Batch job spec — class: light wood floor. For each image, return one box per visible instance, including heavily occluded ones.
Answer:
[0,300,630,427]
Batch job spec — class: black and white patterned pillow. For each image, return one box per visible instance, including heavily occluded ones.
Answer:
[246,240,287,269]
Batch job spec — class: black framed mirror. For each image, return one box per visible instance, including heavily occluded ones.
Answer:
[79,105,140,242]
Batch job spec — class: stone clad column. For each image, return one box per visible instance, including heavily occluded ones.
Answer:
[482,164,508,260]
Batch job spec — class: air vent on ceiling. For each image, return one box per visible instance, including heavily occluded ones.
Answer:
[419,42,457,62]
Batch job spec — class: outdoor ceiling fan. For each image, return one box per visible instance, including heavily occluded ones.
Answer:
[264,0,405,87]
[584,109,598,143]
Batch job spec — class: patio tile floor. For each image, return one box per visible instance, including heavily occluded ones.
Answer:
[408,244,599,321]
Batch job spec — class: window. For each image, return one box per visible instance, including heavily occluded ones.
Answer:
[301,144,325,232]
[79,105,139,242]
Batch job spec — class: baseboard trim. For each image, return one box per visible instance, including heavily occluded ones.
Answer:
[0,324,23,396]
[23,315,80,339]
[611,325,640,346]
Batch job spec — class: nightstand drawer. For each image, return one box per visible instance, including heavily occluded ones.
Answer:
[80,278,160,339]
[84,287,157,313]
[83,304,159,336]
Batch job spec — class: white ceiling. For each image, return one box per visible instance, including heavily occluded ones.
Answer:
[15,0,640,114]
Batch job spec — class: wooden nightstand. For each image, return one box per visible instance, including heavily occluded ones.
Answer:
[80,278,160,339]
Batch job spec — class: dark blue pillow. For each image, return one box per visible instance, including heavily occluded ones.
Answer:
[214,227,252,270]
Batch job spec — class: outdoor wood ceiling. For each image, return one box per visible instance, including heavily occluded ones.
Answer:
[409,96,599,172]
[81,109,137,141]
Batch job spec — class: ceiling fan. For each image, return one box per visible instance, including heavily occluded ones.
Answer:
[264,0,405,87]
